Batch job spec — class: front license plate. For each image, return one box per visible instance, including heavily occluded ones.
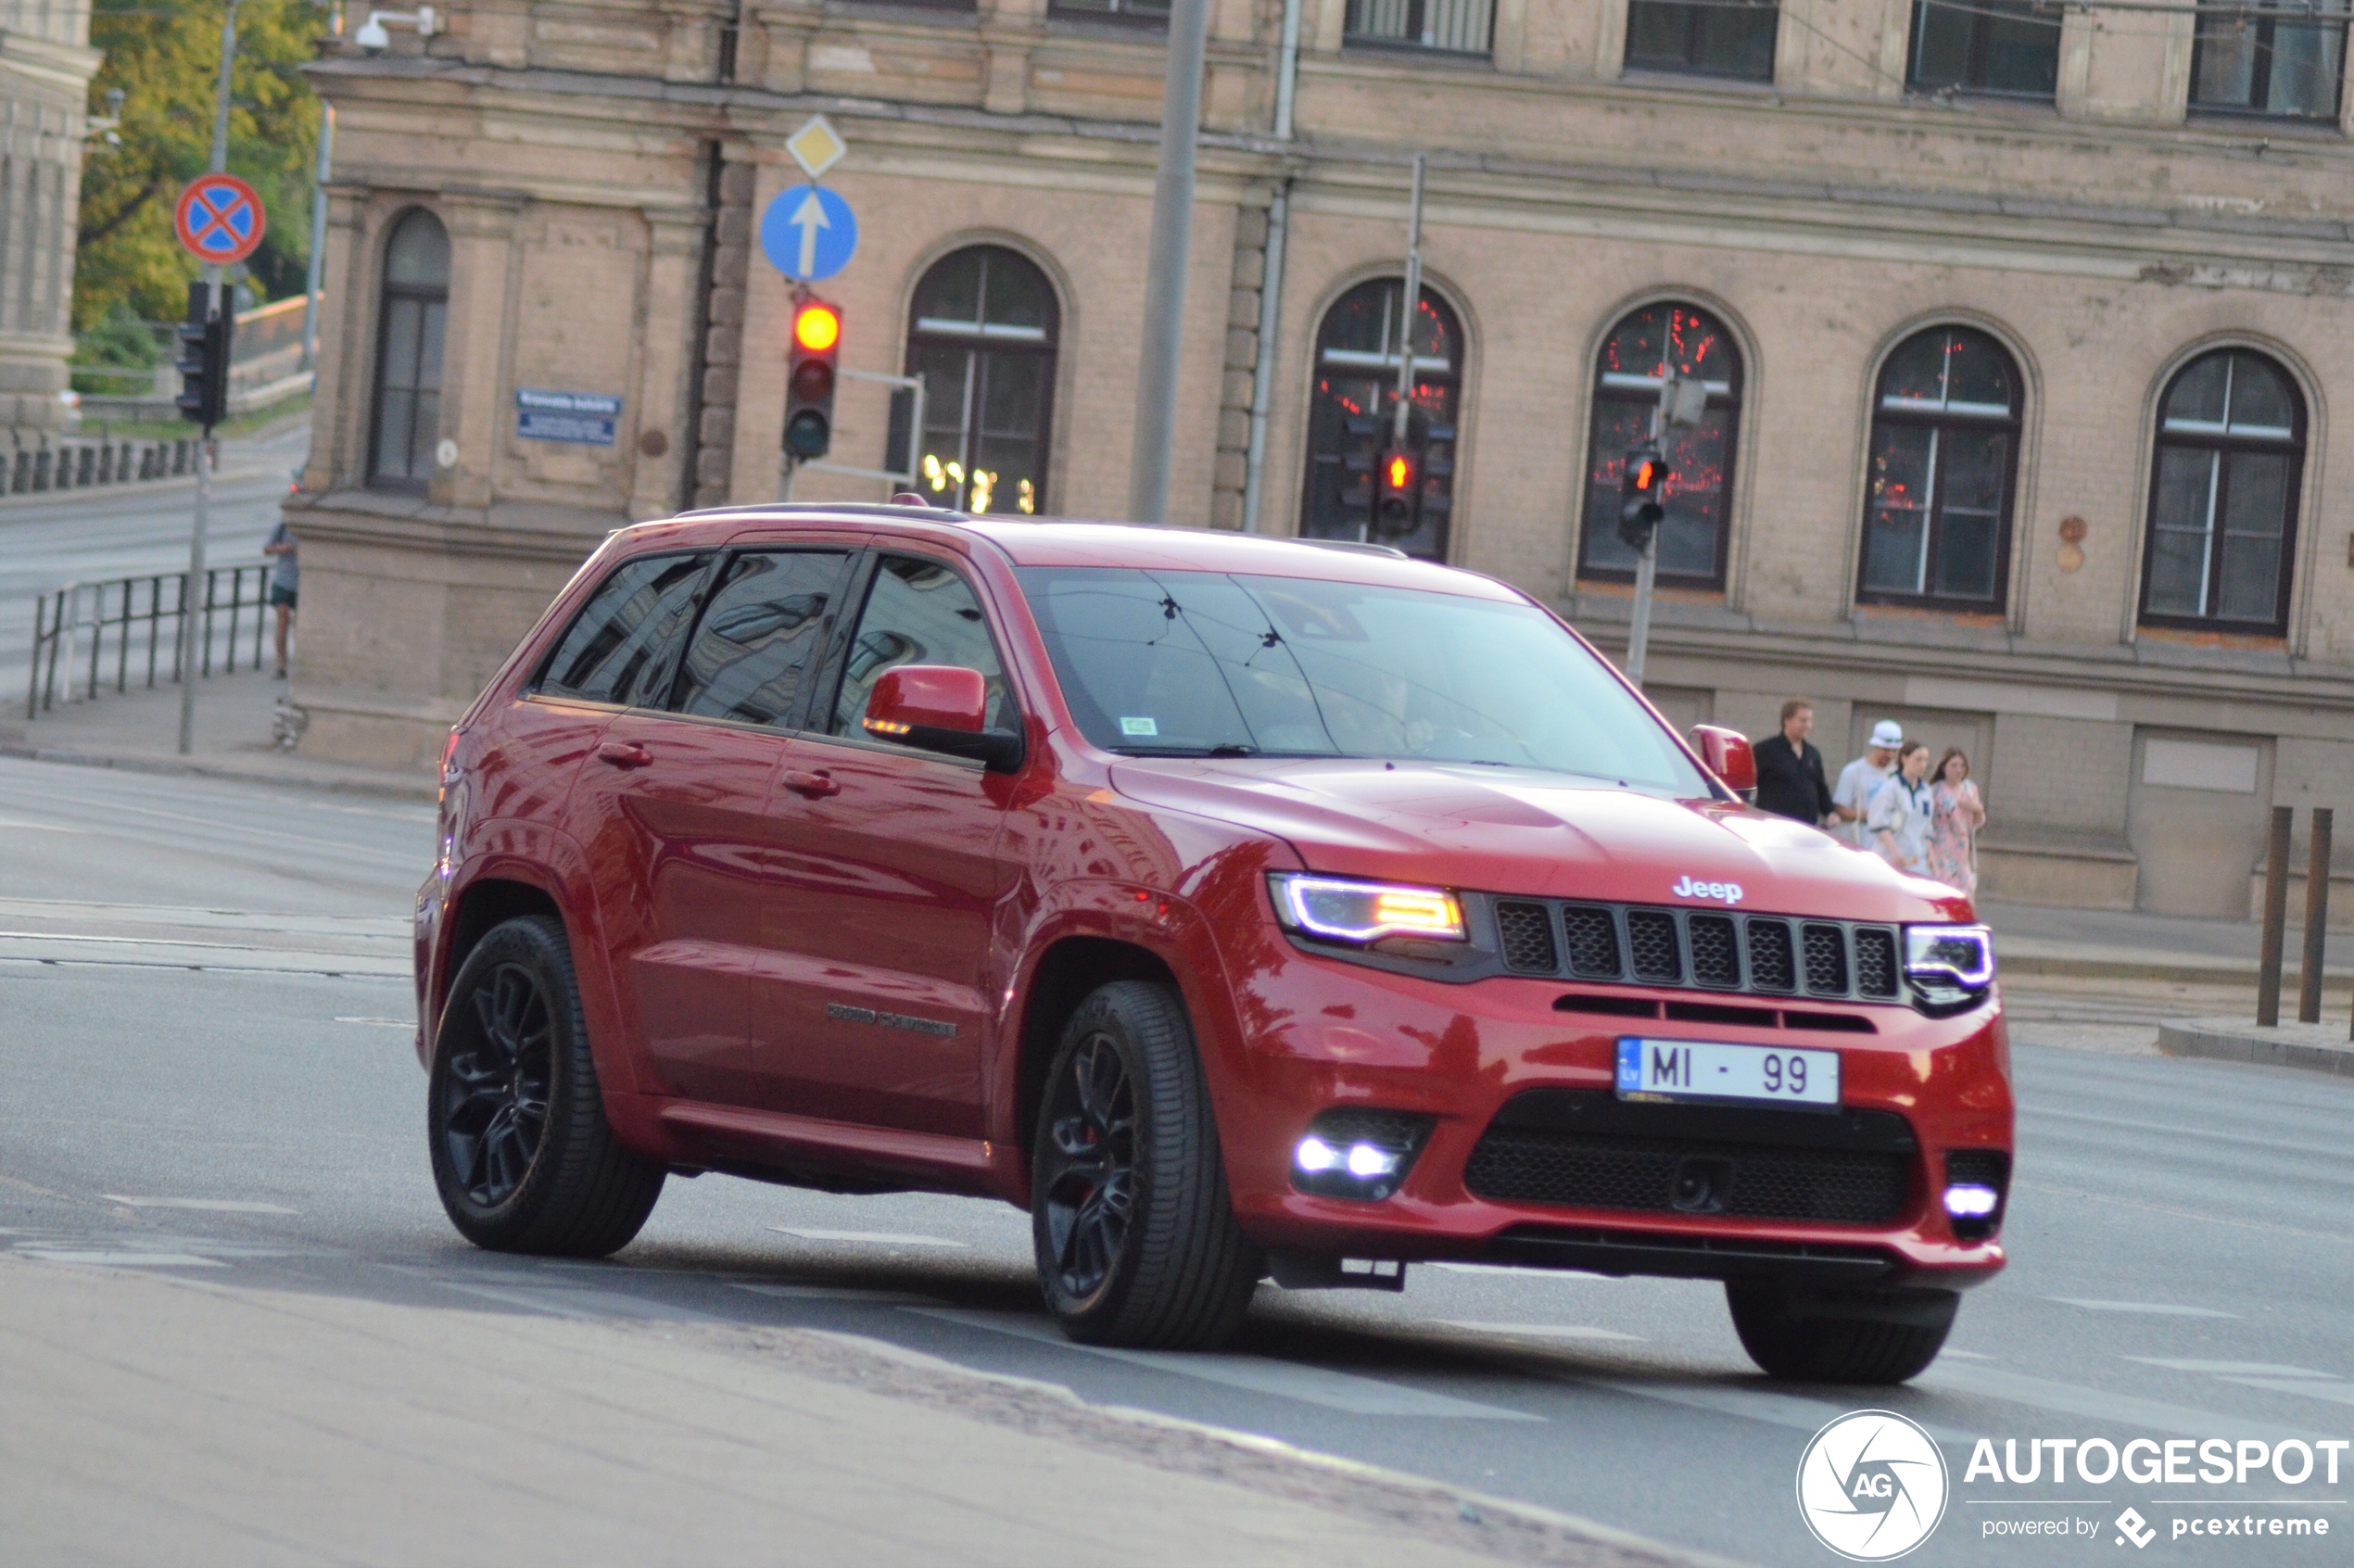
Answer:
[1615,1037,1841,1109]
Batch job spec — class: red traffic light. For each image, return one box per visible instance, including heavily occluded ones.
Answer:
[793,302,841,353]
[1385,453,1412,490]
[1630,457,1657,491]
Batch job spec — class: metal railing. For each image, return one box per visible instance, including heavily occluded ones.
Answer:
[26,563,272,720]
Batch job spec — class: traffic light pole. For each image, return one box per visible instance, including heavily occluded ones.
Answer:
[1389,152,1426,450]
[177,1,238,757]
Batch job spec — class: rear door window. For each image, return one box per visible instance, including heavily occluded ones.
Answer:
[828,555,1014,737]
[671,550,854,727]
[535,551,712,706]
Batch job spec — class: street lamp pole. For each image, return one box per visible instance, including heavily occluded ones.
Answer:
[1126,0,1209,526]
[177,0,237,756]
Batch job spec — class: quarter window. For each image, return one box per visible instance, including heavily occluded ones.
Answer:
[1908,0,2060,96]
[672,550,852,727]
[1299,279,1464,563]
[536,553,712,707]
[1857,327,2021,611]
[1625,0,1778,81]
[2192,2,2346,120]
[369,209,450,490]
[1579,303,1743,588]
[905,247,1057,516]
[829,557,1014,738]
[2141,349,2303,634]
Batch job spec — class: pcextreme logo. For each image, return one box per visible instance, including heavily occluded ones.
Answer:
[1797,1410,1952,1561]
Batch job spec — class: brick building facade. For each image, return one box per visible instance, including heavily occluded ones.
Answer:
[292,0,2354,917]
[0,0,98,446]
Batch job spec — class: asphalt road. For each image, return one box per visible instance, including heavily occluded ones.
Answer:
[0,425,310,705]
[2,752,2348,1567]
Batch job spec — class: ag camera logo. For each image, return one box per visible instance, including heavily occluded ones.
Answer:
[1797,1410,1950,1561]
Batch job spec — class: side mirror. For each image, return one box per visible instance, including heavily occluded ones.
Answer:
[1690,724,1756,795]
[863,664,1024,773]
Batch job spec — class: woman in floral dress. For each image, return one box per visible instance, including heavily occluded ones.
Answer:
[1925,748,1986,894]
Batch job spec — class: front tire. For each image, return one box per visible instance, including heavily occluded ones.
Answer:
[1727,1283,1957,1384]
[1031,980,1261,1348]
[428,914,664,1256]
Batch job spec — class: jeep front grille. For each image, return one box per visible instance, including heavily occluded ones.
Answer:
[1485,899,1905,1004]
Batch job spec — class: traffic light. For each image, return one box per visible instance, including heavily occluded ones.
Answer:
[783,296,841,461]
[176,281,233,432]
[1336,413,1380,530]
[1617,440,1669,550]
[1376,448,1415,534]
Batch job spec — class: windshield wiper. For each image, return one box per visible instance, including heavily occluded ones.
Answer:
[1110,743,1261,758]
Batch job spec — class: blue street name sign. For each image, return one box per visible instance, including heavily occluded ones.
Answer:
[759,184,858,283]
[515,388,621,446]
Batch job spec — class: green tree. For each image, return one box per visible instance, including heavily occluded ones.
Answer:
[75,0,324,333]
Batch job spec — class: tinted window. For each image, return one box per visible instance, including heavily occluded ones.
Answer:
[673,550,851,727]
[1014,567,1710,793]
[536,552,710,706]
[829,556,1014,737]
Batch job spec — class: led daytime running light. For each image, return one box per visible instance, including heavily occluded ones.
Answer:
[1274,875,1467,943]
[1905,923,1995,989]
[1943,1183,2001,1219]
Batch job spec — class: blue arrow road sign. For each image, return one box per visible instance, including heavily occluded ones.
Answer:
[759,184,858,283]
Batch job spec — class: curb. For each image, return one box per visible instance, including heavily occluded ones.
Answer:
[2156,1016,2354,1077]
[0,741,436,803]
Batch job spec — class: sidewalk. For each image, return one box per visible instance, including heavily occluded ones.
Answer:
[1980,898,2353,989]
[0,667,433,801]
[0,1256,1703,1568]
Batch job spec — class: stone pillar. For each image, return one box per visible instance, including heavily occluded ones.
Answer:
[0,1,100,441]
[436,193,525,511]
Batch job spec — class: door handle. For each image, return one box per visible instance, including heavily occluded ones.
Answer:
[780,768,841,799]
[597,741,652,769]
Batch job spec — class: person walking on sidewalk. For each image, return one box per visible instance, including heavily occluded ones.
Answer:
[1753,699,1835,827]
[1925,747,1986,894]
[1867,741,1934,875]
[1834,720,1904,847]
[263,518,297,680]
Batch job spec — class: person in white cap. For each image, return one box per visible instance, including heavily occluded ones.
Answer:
[1833,719,1905,848]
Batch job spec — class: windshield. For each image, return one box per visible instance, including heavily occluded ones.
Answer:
[1012,566,1710,792]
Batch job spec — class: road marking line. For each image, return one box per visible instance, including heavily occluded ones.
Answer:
[910,1309,1541,1420]
[2025,1106,2351,1161]
[0,817,87,833]
[1917,1362,2322,1443]
[333,1017,414,1029]
[2050,1296,2238,1317]
[1438,1321,1644,1342]
[434,1281,733,1323]
[2126,1359,2338,1378]
[731,1283,945,1305]
[771,1227,968,1248]
[2219,1377,2354,1407]
[15,1249,227,1268]
[102,1196,298,1214]
[1573,1377,1979,1443]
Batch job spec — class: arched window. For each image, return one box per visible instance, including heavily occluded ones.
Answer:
[905,246,1057,515]
[1579,302,1742,587]
[1857,326,2020,609]
[1299,278,1463,562]
[2141,348,2303,634]
[369,209,449,490]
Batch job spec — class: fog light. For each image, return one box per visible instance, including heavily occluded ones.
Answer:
[1943,1183,2000,1220]
[1345,1142,1400,1179]
[1295,1135,1341,1173]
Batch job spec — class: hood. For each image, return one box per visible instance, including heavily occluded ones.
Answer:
[1108,756,1968,922]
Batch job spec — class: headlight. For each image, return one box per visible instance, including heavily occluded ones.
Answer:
[1905,923,1994,1005]
[1271,874,1466,944]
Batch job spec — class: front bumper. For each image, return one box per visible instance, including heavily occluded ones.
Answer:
[1211,942,2013,1291]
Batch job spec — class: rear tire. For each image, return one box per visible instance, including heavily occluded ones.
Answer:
[1727,1283,1957,1384]
[428,914,664,1257]
[1031,980,1261,1348]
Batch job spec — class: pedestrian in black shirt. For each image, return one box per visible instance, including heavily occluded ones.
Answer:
[1752,699,1834,826]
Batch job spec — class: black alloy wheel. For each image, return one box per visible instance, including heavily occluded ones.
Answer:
[441,960,553,1208]
[427,915,665,1256]
[1030,980,1260,1348]
[1038,1031,1138,1307]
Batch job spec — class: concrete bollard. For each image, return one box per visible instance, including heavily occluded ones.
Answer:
[2299,808,2332,1024]
[2258,805,2293,1027]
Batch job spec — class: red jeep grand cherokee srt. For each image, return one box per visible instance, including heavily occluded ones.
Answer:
[415,503,2011,1382]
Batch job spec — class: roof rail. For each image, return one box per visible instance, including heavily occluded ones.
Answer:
[673,500,972,522]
